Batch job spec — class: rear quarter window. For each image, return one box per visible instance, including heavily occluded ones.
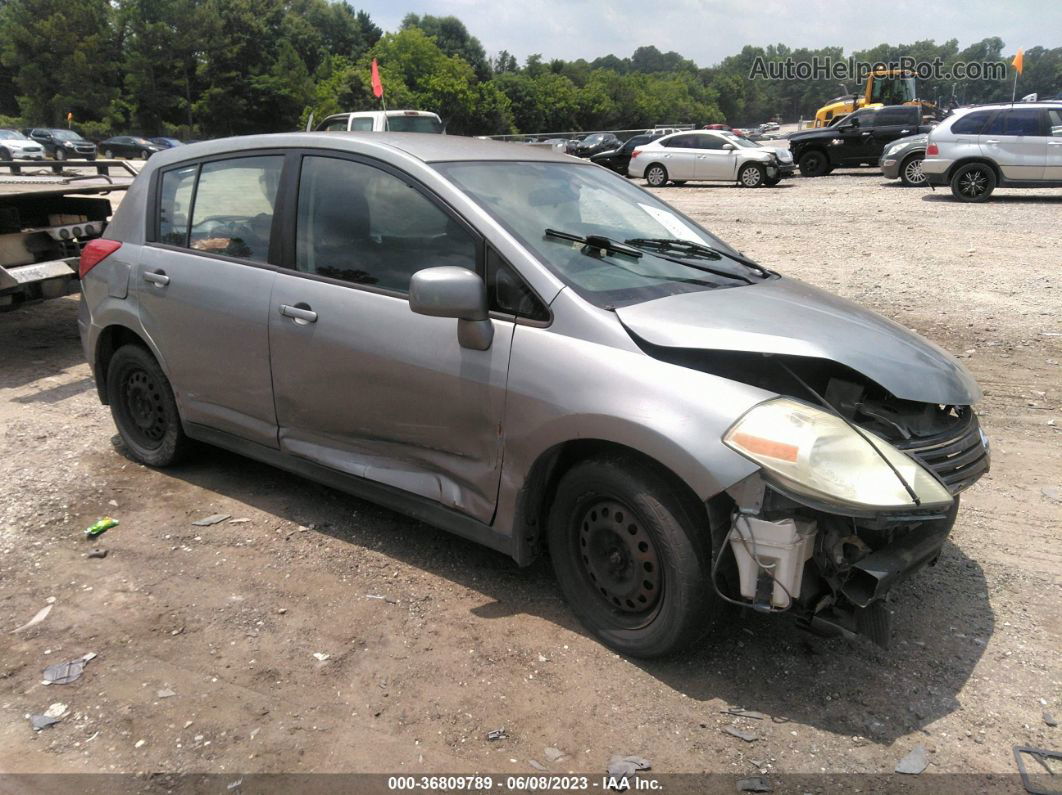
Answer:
[950,111,993,135]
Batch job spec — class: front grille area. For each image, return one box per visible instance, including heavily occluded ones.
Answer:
[896,411,990,494]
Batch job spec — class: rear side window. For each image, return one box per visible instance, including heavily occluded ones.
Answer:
[1049,109,1062,136]
[950,111,993,135]
[185,156,282,262]
[663,134,697,148]
[158,165,197,246]
[295,155,476,294]
[875,107,915,125]
[983,109,1043,136]
[321,117,349,132]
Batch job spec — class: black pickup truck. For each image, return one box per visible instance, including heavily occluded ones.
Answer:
[788,105,932,177]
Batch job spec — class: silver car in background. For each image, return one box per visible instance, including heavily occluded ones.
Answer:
[879,133,928,186]
[922,101,1062,201]
[628,130,794,187]
[79,133,987,657]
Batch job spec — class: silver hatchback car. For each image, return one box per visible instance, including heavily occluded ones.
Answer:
[79,133,988,656]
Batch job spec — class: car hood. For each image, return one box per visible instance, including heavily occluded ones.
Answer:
[615,277,981,405]
[4,139,41,149]
[788,129,834,143]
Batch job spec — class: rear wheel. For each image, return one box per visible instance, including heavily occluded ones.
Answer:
[106,344,190,467]
[644,164,668,188]
[798,150,828,177]
[738,162,766,187]
[899,153,927,187]
[950,163,996,202]
[104,149,114,159]
[547,455,716,658]
[140,149,149,160]
[0,147,10,161]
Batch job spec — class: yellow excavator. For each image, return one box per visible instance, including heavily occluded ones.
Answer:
[814,70,928,127]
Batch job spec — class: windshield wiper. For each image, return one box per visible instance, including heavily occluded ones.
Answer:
[545,228,643,258]
[624,238,771,278]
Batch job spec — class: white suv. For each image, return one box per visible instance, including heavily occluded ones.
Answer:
[922,102,1062,201]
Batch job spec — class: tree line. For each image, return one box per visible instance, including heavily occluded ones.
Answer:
[1,0,1058,140]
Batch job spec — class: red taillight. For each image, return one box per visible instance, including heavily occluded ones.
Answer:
[926,143,939,156]
[79,239,122,278]
[631,149,642,159]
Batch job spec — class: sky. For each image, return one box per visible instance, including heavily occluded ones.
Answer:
[360,0,1062,66]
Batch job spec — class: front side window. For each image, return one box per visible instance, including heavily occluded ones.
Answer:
[695,135,726,150]
[187,156,282,262]
[322,117,349,132]
[295,156,476,293]
[846,109,877,127]
[1048,109,1062,136]
[350,117,374,131]
[487,248,548,321]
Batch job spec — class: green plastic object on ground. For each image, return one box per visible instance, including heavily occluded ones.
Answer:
[84,517,118,538]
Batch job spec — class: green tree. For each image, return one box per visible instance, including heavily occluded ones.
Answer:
[0,0,119,125]
[401,13,490,80]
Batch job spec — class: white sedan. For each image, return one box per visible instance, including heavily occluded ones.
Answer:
[628,130,794,188]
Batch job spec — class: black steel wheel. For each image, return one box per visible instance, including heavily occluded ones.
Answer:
[798,150,828,177]
[547,454,717,657]
[950,163,996,202]
[107,344,190,466]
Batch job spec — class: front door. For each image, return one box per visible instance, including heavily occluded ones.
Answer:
[1046,108,1062,179]
[836,109,878,164]
[694,133,737,179]
[979,108,1049,180]
[137,155,284,447]
[268,154,513,522]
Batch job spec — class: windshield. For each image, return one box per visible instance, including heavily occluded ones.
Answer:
[53,130,85,141]
[386,115,443,133]
[583,134,606,144]
[0,129,28,140]
[721,133,760,148]
[435,161,760,308]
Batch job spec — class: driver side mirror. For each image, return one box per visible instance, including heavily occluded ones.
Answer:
[409,266,493,351]
[721,143,736,151]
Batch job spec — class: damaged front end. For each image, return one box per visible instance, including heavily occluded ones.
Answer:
[712,361,990,646]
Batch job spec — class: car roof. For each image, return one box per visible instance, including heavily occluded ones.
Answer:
[140,132,580,166]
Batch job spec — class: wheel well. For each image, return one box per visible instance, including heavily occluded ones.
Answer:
[946,157,1000,182]
[512,439,709,566]
[94,325,151,404]
[645,161,666,175]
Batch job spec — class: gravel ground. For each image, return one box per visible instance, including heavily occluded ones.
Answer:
[0,167,1059,786]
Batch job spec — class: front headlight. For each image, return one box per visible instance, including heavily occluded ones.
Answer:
[724,398,953,510]
[63,141,75,148]
[884,144,903,157]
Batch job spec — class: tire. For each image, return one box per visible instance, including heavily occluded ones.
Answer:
[899,153,927,187]
[950,162,996,202]
[106,344,190,467]
[644,163,668,188]
[764,174,781,187]
[140,150,149,160]
[671,180,687,186]
[54,148,65,161]
[798,150,828,177]
[104,149,114,159]
[738,162,766,187]
[547,454,716,658]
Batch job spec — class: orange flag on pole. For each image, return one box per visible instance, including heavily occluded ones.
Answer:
[1012,49,1023,75]
[371,58,384,99]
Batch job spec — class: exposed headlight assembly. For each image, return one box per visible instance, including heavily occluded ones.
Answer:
[724,397,953,511]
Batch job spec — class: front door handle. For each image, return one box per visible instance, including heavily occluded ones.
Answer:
[1049,141,1062,145]
[279,303,318,324]
[144,270,170,287]
[984,139,1001,144]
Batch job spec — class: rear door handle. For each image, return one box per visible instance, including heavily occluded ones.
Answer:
[1049,141,1062,145]
[279,304,317,323]
[144,270,169,287]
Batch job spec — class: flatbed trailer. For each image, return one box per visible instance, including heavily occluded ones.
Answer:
[0,160,136,311]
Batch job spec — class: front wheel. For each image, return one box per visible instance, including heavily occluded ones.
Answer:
[106,344,190,467]
[644,163,668,188]
[738,162,766,187]
[899,153,927,187]
[140,149,149,160]
[547,455,716,658]
[0,147,10,162]
[798,150,828,177]
[104,149,114,159]
[950,162,996,202]
[54,148,65,161]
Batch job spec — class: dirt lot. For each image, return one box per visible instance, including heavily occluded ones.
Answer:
[1,168,1060,786]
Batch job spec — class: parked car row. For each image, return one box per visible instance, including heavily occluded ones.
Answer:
[0,128,188,162]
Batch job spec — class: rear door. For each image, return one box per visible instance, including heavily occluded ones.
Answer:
[137,154,284,447]
[870,107,919,155]
[657,134,700,179]
[267,152,514,522]
[979,108,1049,180]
